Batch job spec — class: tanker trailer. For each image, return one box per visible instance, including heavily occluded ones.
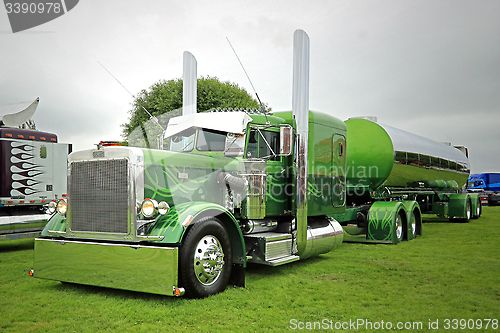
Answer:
[330,117,479,244]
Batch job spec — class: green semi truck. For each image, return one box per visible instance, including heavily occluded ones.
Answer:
[32,30,478,298]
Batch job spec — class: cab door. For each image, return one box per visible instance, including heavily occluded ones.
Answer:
[332,134,346,207]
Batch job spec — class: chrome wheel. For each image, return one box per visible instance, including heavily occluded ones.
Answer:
[395,214,403,242]
[410,212,416,238]
[193,235,225,286]
[179,217,232,298]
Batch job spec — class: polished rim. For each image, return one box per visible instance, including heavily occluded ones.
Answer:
[395,215,403,240]
[466,201,471,219]
[194,235,225,286]
[410,213,416,236]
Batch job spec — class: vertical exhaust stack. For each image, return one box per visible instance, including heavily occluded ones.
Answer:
[183,51,197,115]
[292,29,310,256]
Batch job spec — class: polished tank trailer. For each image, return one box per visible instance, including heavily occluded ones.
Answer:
[330,117,480,244]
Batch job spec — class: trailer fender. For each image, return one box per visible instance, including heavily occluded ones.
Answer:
[367,201,407,244]
[468,193,481,219]
[149,201,246,266]
[448,193,472,222]
[401,201,422,240]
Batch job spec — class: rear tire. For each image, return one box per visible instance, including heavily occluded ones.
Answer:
[179,217,232,298]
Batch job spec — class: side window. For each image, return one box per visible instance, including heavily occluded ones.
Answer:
[259,130,280,160]
[246,129,280,161]
[246,130,258,158]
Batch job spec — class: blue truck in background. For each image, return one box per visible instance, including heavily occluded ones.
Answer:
[468,173,500,206]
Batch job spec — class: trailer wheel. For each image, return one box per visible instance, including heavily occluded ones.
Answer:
[472,198,481,219]
[409,211,417,239]
[395,212,404,242]
[453,199,472,223]
[465,199,472,222]
[179,217,232,298]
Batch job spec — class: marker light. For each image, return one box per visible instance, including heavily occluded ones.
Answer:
[158,201,170,215]
[56,199,68,216]
[141,199,158,218]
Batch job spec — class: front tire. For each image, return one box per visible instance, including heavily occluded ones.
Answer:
[179,217,232,298]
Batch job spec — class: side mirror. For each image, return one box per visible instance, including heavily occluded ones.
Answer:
[280,126,293,156]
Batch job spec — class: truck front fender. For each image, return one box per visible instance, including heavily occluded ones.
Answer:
[148,202,246,265]
[40,213,66,237]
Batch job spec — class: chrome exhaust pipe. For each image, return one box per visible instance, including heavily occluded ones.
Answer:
[292,29,310,256]
[182,51,197,115]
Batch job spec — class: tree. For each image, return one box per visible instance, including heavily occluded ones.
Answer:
[122,76,267,148]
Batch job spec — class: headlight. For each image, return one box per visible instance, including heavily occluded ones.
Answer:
[48,201,57,214]
[158,201,170,215]
[141,199,158,218]
[56,199,68,216]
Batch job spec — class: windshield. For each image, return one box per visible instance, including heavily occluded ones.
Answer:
[167,126,246,156]
[197,128,226,151]
[168,127,196,152]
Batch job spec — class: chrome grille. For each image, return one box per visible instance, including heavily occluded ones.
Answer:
[69,159,129,234]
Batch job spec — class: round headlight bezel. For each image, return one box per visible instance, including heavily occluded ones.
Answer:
[56,198,68,216]
[158,201,170,216]
[48,201,57,214]
[141,199,158,218]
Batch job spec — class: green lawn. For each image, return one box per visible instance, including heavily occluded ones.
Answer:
[1,207,499,332]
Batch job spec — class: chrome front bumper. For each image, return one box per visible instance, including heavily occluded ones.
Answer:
[33,238,181,296]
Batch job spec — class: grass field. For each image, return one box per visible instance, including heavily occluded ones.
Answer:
[1,207,499,332]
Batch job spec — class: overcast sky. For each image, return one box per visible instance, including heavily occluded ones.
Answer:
[1,0,499,173]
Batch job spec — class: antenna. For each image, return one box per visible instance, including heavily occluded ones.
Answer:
[97,61,165,132]
[226,38,269,124]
